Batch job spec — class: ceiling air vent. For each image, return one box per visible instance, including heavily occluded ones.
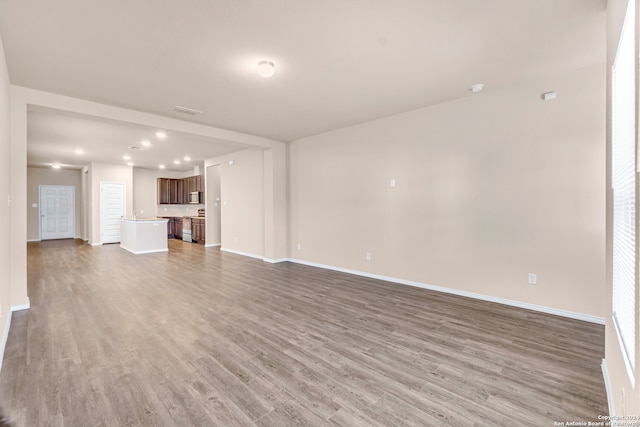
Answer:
[172,105,202,116]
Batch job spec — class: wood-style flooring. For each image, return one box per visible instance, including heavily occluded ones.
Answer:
[0,239,607,426]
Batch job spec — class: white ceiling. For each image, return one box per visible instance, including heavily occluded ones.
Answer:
[26,106,244,171]
[0,0,606,169]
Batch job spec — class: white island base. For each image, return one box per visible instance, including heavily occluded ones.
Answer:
[120,219,169,254]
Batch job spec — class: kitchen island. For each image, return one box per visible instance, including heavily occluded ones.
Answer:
[120,218,169,254]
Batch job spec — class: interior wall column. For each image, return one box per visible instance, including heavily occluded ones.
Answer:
[10,86,28,309]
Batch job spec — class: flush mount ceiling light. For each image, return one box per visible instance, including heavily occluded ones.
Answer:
[184,156,191,162]
[51,163,61,169]
[469,83,484,93]
[159,164,166,169]
[123,155,131,160]
[155,131,167,139]
[257,60,276,78]
[174,160,181,165]
[141,140,151,147]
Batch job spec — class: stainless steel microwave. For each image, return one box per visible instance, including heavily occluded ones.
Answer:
[188,191,201,204]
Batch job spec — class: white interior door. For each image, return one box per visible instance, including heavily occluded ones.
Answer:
[100,182,125,244]
[40,185,75,240]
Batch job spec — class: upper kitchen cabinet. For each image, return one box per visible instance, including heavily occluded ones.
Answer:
[157,178,181,204]
[157,175,205,205]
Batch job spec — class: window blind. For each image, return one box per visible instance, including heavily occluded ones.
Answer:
[611,0,636,377]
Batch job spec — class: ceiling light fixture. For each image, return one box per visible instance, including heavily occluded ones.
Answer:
[127,162,134,166]
[156,131,167,139]
[174,160,181,165]
[141,140,151,147]
[123,155,131,160]
[75,149,84,155]
[159,164,166,169]
[257,60,276,78]
[51,163,61,169]
[184,156,191,162]
[469,83,484,93]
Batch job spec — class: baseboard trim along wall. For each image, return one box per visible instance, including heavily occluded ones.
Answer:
[1,299,31,372]
[283,258,606,325]
[204,243,221,248]
[0,311,12,373]
[264,258,289,264]
[26,239,40,243]
[11,298,30,312]
[220,247,264,260]
[601,359,615,416]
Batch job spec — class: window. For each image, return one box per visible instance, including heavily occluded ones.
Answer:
[611,0,636,382]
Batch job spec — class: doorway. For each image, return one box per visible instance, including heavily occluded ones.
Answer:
[100,182,126,244]
[39,185,75,240]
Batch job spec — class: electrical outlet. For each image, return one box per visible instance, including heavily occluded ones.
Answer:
[365,252,371,261]
[390,179,396,188]
[528,273,537,285]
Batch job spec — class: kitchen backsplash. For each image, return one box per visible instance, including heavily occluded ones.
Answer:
[157,204,204,217]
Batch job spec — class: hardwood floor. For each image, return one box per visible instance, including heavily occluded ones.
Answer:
[0,239,607,426]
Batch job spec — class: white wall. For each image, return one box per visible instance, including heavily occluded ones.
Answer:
[0,28,14,362]
[26,167,82,241]
[289,63,605,319]
[205,164,221,245]
[207,149,264,257]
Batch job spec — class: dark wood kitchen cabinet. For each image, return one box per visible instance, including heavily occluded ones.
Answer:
[192,218,205,244]
[158,175,205,205]
[174,218,183,240]
[157,178,181,204]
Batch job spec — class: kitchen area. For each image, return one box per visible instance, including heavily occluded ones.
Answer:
[119,165,221,255]
[156,174,207,244]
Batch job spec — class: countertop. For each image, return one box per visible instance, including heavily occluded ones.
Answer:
[121,218,169,222]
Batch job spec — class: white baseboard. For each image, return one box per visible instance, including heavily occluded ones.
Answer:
[220,247,264,260]
[204,243,221,248]
[11,298,30,312]
[120,246,168,255]
[601,359,615,416]
[263,258,288,264]
[0,310,11,372]
[286,258,606,325]
[26,239,41,242]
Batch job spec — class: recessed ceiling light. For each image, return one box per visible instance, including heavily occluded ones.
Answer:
[141,140,151,147]
[469,83,484,93]
[228,160,235,165]
[159,164,166,169]
[184,156,191,162]
[257,60,276,78]
[127,162,134,166]
[156,131,167,139]
[174,160,181,165]
[123,155,131,160]
[75,149,84,155]
[51,163,61,169]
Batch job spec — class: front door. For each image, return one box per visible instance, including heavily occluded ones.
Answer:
[40,185,75,240]
[100,182,125,244]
